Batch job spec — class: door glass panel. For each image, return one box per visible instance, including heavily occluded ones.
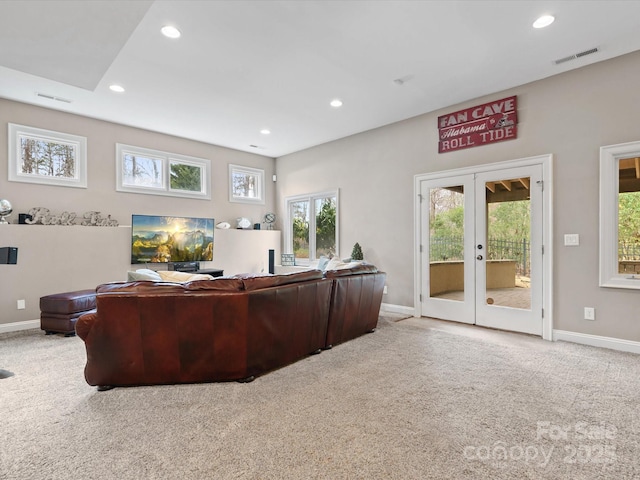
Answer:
[315,196,337,258]
[429,186,465,301]
[484,178,531,310]
[291,200,310,260]
[617,157,640,275]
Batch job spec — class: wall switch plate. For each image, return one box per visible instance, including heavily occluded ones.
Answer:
[383,285,388,294]
[584,307,595,320]
[17,299,25,310]
[564,234,580,246]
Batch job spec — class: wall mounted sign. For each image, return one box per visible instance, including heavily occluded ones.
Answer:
[438,96,518,153]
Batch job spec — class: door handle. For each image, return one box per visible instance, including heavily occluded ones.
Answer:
[477,255,483,260]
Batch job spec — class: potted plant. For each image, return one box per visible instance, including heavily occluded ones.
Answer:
[351,242,364,262]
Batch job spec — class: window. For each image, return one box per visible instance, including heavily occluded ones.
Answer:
[285,191,338,264]
[600,140,640,289]
[8,123,87,188]
[229,164,265,204]
[116,144,210,199]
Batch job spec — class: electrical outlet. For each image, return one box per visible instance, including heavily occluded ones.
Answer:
[564,234,580,246]
[584,307,595,320]
[17,299,25,310]
[383,285,388,294]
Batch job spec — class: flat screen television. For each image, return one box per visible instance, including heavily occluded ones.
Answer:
[131,214,214,264]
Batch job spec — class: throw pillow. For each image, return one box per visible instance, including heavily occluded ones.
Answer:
[335,261,360,270]
[317,256,330,270]
[127,269,163,282]
[324,256,344,271]
[157,270,214,282]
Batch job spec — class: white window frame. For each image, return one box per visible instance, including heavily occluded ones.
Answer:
[285,189,339,265]
[228,164,265,204]
[8,123,87,188]
[600,140,640,289]
[116,143,211,200]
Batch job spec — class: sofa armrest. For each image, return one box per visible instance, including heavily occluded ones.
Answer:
[75,310,97,341]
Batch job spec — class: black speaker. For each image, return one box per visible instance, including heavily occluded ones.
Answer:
[18,214,33,224]
[0,247,18,264]
[268,249,275,274]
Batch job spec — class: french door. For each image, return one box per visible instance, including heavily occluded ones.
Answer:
[418,162,546,336]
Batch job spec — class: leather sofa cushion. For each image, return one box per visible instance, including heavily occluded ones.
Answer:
[236,270,324,291]
[183,278,244,291]
[324,263,378,278]
[97,281,187,294]
[96,277,244,294]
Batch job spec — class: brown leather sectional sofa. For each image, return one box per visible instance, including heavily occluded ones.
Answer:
[76,264,386,389]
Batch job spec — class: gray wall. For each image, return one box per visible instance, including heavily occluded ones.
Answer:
[0,99,275,326]
[276,50,640,342]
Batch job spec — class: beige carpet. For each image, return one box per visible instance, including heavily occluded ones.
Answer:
[1,315,639,479]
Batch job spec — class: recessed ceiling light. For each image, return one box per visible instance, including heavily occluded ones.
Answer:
[330,99,343,108]
[161,25,181,39]
[109,84,125,93]
[260,129,271,135]
[533,15,555,29]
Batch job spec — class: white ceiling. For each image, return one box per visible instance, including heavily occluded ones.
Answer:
[1,0,640,158]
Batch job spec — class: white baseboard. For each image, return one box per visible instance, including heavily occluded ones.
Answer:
[553,329,640,355]
[0,319,40,334]
[380,303,415,317]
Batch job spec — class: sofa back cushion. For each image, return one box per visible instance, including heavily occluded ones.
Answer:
[97,281,185,294]
[237,270,324,291]
[324,262,379,278]
[183,278,244,291]
[96,276,244,294]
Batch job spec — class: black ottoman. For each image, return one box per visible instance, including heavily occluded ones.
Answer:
[40,289,97,336]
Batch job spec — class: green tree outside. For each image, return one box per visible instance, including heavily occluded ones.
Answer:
[315,197,336,257]
[487,201,530,240]
[170,163,201,191]
[291,197,336,260]
[618,191,640,259]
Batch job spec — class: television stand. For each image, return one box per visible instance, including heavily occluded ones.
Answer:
[197,268,224,278]
[169,262,223,277]
[169,261,200,273]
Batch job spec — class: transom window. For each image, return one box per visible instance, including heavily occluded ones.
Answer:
[228,164,265,204]
[116,144,211,199]
[8,123,87,188]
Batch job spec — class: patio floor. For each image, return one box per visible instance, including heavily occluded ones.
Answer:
[432,286,531,310]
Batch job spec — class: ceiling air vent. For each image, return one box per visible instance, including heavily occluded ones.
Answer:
[36,92,72,103]
[554,47,599,65]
